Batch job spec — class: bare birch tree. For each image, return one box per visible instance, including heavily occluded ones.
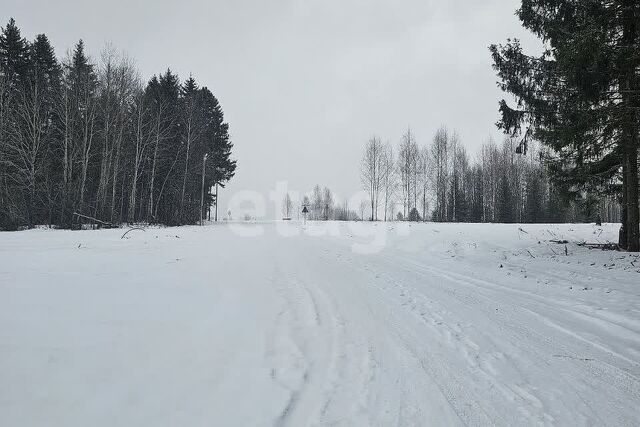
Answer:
[418,145,430,221]
[361,136,384,220]
[397,128,419,219]
[128,87,152,222]
[282,192,292,219]
[381,142,396,221]
[430,127,449,222]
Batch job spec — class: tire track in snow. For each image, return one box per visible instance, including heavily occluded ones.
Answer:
[260,225,639,426]
[308,244,478,426]
[371,252,640,426]
[325,246,574,424]
[269,237,428,426]
[266,249,361,427]
[284,254,377,426]
[413,258,640,378]
[267,268,320,426]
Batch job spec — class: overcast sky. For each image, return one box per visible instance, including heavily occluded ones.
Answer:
[5,0,540,216]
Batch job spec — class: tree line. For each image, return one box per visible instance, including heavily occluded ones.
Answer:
[281,185,360,222]
[361,127,620,224]
[0,18,236,230]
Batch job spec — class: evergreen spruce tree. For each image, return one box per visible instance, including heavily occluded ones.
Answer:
[65,40,98,223]
[0,23,61,228]
[201,87,236,193]
[0,18,30,84]
[0,18,30,229]
[24,34,61,226]
[490,1,640,250]
[408,207,421,222]
[153,69,181,224]
[182,75,198,95]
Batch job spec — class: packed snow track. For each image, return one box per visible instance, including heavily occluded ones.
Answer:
[1,222,639,426]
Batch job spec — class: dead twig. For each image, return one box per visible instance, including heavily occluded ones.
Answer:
[121,227,145,239]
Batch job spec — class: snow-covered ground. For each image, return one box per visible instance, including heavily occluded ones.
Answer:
[1,222,639,426]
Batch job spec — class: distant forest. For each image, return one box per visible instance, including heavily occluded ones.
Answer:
[359,129,620,226]
[0,18,236,230]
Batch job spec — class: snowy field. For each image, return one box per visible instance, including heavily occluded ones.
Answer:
[1,221,639,426]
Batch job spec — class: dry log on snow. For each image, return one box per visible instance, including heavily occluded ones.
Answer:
[576,242,619,251]
[549,239,569,244]
[72,212,117,229]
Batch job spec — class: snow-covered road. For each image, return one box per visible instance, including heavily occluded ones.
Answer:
[1,222,639,426]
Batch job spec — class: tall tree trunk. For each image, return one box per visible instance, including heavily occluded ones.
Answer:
[624,142,639,251]
[129,103,146,224]
[155,152,180,221]
[422,188,426,221]
[383,187,388,221]
[147,111,161,222]
[78,113,93,216]
[180,122,193,223]
[622,0,640,251]
[129,163,139,223]
[110,123,124,223]
[96,100,111,218]
[200,155,207,225]
[620,170,628,249]
[78,87,96,219]
[59,92,71,226]
[215,183,219,221]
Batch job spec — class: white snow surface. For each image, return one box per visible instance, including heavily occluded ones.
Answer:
[1,222,639,426]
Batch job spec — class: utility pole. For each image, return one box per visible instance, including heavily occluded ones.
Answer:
[200,153,209,226]
[214,183,219,222]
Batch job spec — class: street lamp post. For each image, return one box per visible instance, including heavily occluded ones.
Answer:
[213,167,222,222]
[200,153,209,226]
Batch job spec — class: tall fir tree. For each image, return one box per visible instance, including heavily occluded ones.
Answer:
[490,0,640,250]
[0,18,30,84]
[29,34,61,225]
[0,18,30,228]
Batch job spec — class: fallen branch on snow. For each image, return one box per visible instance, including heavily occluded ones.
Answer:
[121,227,146,239]
[72,212,116,228]
[576,242,619,251]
